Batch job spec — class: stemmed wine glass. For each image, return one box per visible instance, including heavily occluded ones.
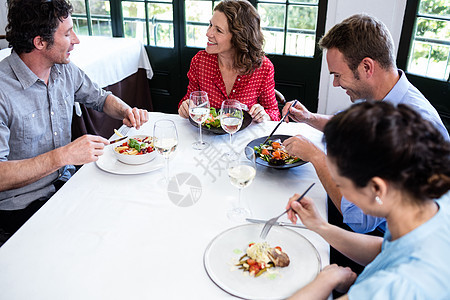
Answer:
[227,146,256,222]
[220,99,243,157]
[189,91,210,150]
[153,119,178,183]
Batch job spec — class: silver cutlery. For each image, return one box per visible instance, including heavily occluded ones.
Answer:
[262,99,298,145]
[246,218,307,229]
[259,182,315,239]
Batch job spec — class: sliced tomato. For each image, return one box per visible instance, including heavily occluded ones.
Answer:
[246,259,257,266]
[249,264,261,274]
[261,149,270,156]
[275,246,282,252]
[248,242,255,247]
[272,150,282,159]
[272,142,281,149]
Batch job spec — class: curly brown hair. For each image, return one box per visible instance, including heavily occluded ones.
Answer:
[319,14,396,73]
[214,0,265,75]
[324,101,450,202]
[6,0,73,54]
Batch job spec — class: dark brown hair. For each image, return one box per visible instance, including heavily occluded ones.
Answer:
[319,14,396,73]
[6,0,73,54]
[214,0,265,75]
[324,101,450,202]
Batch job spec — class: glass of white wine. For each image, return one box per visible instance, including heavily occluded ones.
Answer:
[220,99,243,157]
[189,91,210,150]
[153,119,178,183]
[227,146,256,222]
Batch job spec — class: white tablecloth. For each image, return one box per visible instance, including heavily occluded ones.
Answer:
[0,114,330,299]
[0,35,153,87]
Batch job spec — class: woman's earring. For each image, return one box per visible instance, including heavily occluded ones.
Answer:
[375,196,383,205]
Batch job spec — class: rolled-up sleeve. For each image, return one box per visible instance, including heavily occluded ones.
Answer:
[341,197,386,233]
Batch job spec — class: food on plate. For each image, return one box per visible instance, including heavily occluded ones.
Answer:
[114,136,154,155]
[203,107,221,129]
[235,242,290,277]
[253,139,300,165]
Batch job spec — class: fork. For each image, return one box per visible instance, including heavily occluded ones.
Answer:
[259,182,315,239]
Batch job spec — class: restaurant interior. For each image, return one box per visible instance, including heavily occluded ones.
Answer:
[0,0,449,299]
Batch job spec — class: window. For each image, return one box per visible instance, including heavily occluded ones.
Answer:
[406,0,450,81]
[72,0,321,56]
[185,0,220,47]
[122,0,174,47]
[72,0,112,36]
[257,0,319,56]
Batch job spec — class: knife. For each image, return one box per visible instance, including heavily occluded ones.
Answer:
[262,99,298,145]
[246,218,307,229]
[109,136,128,144]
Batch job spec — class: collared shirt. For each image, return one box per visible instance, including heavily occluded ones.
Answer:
[348,192,450,300]
[341,70,449,233]
[179,50,281,121]
[0,51,110,210]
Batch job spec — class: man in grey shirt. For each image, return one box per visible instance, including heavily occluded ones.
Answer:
[0,0,149,239]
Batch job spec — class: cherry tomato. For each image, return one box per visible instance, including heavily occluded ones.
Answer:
[246,259,257,266]
[249,264,261,274]
[275,246,282,252]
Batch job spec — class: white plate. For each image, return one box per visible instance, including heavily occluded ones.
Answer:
[96,146,164,175]
[204,224,321,300]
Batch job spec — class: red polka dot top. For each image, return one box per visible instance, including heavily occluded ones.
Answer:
[179,51,281,121]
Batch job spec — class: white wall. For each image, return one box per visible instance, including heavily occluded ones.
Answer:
[317,0,408,114]
[0,0,7,49]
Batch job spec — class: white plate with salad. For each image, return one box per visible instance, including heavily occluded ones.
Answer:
[204,224,321,300]
[96,144,164,175]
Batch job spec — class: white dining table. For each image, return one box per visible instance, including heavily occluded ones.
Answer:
[0,113,329,299]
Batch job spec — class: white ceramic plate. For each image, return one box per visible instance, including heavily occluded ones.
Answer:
[96,146,164,175]
[204,224,321,300]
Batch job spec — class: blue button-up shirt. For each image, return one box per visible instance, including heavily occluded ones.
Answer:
[341,70,449,233]
[0,51,110,210]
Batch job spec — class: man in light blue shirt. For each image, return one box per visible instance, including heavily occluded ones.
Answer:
[281,14,449,233]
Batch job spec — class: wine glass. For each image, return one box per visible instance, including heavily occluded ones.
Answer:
[153,119,178,183]
[220,99,243,157]
[189,91,210,150]
[227,146,256,222]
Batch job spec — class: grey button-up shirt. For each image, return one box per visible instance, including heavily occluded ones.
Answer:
[0,51,111,210]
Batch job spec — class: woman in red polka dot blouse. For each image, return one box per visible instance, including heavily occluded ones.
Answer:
[178,0,281,122]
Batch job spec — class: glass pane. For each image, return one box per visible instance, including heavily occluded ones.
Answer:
[148,3,174,47]
[73,17,89,35]
[408,41,450,80]
[415,17,450,42]
[185,0,214,47]
[290,0,319,3]
[123,2,147,43]
[89,0,110,17]
[262,30,284,54]
[92,19,112,36]
[258,3,285,28]
[285,32,315,56]
[419,0,450,18]
[287,5,317,31]
[72,0,87,15]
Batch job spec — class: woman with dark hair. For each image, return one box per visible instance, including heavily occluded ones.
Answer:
[178,0,280,122]
[286,101,450,299]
